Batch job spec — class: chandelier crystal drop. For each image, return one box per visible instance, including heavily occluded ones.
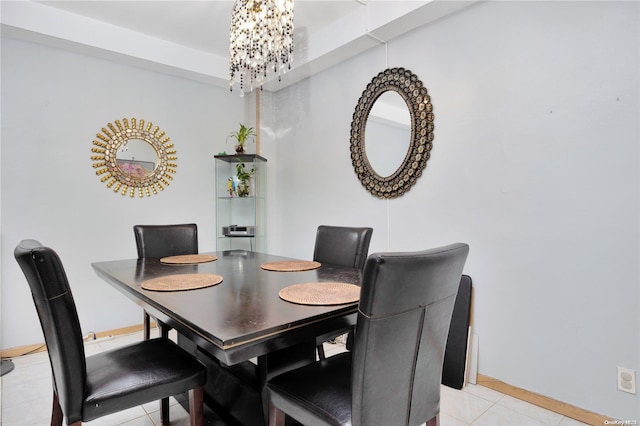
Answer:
[229,0,294,95]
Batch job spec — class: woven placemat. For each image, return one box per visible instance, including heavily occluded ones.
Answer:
[160,254,218,264]
[142,274,223,292]
[279,282,360,305]
[261,260,321,272]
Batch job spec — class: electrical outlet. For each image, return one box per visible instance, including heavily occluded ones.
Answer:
[617,367,636,394]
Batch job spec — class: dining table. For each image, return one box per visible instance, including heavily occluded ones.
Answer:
[91,249,362,425]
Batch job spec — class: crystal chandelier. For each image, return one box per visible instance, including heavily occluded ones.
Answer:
[229,0,294,95]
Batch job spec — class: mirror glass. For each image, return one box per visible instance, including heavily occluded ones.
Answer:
[365,91,411,177]
[116,138,158,177]
[91,117,178,198]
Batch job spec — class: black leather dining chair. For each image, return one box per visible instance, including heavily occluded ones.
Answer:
[133,223,199,340]
[313,225,373,270]
[312,225,373,359]
[267,243,469,426]
[133,223,199,423]
[133,223,199,260]
[14,239,206,426]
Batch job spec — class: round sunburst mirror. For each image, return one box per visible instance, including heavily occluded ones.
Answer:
[350,67,434,199]
[90,118,177,198]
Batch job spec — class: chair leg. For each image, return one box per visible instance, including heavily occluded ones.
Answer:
[158,321,169,339]
[51,391,64,426]
[317,344,326,360]
[425,413,440,426]
[268,400,286,426]
[160,396,170,425]
[143,311,151,340]
[189,386,204,426]
[157,320,170,424]
[53,390,82,426]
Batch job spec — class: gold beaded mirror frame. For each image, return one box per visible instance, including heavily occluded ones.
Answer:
[90,118,177,198]
[350,68,434,199]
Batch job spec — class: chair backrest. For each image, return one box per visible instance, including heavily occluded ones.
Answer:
[313,225,373,270]
[14,240,87,422]
[133,223,198,259]
[351,243,469,426]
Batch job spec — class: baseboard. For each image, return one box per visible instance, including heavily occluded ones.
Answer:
[0,323,149,359]
[477,374,613,425]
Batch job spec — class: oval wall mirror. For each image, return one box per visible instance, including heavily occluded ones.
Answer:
[90,118,177,198]
[350,67,434,199]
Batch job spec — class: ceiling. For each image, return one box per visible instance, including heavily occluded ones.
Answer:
[1,1,476,91]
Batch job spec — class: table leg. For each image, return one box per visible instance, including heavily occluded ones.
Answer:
[257,342,316,424]
[177,333,315,426]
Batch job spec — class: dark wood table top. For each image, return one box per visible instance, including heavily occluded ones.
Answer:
[92,250,361,365]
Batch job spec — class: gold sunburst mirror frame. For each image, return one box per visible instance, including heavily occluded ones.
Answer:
[90,118,177,198]
[350,67,434,199]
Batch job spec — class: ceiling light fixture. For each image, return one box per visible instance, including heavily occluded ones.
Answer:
[229,0,294,96]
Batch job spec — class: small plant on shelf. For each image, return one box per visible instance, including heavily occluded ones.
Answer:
[226,123,255,154]
[235,161,254,197]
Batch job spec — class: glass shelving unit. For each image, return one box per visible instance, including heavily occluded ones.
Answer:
[214,154,266,252]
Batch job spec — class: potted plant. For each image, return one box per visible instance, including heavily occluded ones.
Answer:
[235,161,254,197]
[227,123,256,154]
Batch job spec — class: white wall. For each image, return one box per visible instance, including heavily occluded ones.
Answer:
[269,1,639,421]
[0,38,245,349]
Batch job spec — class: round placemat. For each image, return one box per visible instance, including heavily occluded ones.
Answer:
[279,282,360,305]
[261,260,321,272]
[142,274,223,291]
[160,254,218,264]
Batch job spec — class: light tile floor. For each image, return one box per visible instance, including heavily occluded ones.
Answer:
[1,330,590,426]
